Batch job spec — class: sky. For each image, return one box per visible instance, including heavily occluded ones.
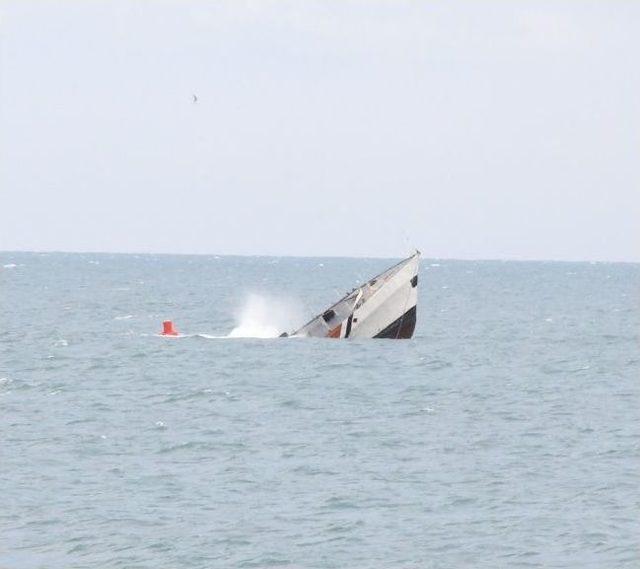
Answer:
[1,1,638,261]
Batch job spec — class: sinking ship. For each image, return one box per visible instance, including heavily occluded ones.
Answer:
[283,251,420,339]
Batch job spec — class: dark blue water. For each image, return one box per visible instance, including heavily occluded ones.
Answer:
[1,253,638,568]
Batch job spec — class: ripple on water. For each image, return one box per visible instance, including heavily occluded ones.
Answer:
[2,254,639,569]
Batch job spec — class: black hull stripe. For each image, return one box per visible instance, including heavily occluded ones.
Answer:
[344,314,354,338]
[374,305,417,339]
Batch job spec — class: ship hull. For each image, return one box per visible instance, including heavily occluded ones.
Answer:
[290,252,420,339]
[373,305,417,339]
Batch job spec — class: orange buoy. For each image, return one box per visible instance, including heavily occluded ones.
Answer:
[161,320,178,336]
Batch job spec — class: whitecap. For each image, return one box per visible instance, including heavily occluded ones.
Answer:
[2,263,17,268]
[114,315,133,320]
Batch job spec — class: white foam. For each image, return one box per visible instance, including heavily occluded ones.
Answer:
[114,315,133,320]
[227,293,304,338]
[195,333,227,339]
[2,263,17,268]
[149,294,304,339]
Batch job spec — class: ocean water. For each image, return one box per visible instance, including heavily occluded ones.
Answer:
[1,252,638,569]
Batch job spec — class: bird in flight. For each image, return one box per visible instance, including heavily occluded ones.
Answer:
[192,94,198,103]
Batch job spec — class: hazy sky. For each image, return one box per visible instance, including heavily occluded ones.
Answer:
[1,1,638,261]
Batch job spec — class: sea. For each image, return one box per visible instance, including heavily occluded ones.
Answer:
[1,252,638,569]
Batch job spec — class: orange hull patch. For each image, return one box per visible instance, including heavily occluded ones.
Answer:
[327,324,342,338]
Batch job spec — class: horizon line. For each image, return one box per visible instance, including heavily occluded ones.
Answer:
[1,249,638,265]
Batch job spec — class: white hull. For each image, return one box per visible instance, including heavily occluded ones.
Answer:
[289,252,419,339]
